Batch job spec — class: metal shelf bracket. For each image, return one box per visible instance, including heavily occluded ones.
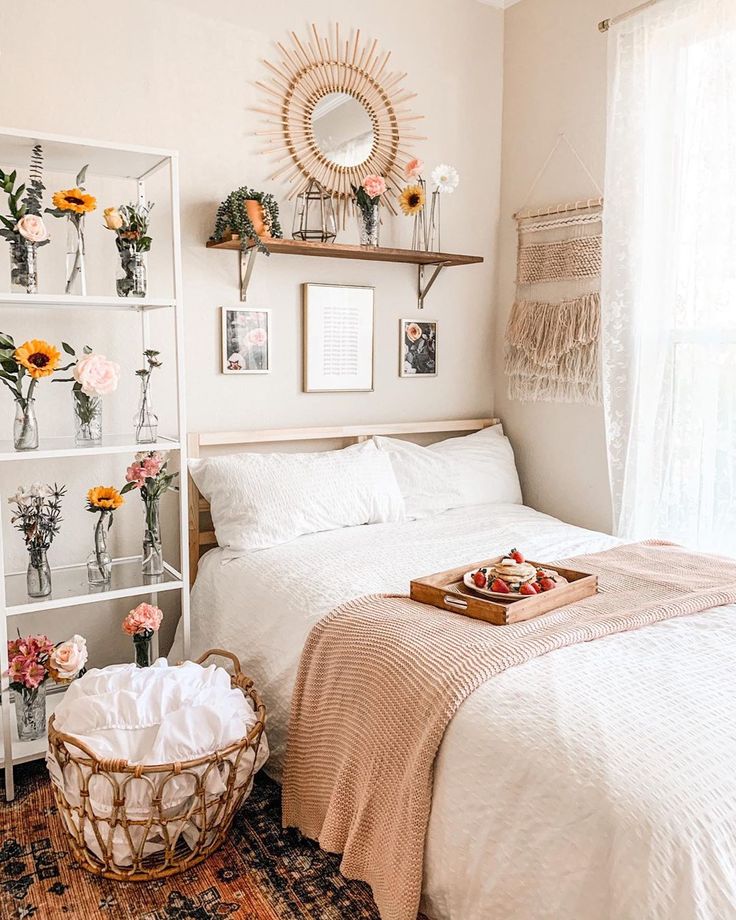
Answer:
[239,248,258,301]
[417,262,450,309]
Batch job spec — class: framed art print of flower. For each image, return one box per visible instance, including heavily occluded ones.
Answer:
[221,307,271,374]
[400,319,437,377]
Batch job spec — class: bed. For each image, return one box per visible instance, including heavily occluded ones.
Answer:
[172,420,736,920]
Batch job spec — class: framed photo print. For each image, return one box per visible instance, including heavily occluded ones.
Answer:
[303,283,374,392]
[400,319,437,377]
[221,307,271,374]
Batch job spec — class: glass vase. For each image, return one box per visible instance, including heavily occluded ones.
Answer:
[65,216,87,296]
[411,179,428,251]
[134,375,158,443]
[427,190,441,252]
[10,239,38,294]
[357,204,380,247]
[27,548,51,598]
[133,631,153,668]
[142,497,163,577]
[14,398,39,451]
[116,247,147,298]
[87,512,112,586]
[73,390,102,444]
[15,683,46,742]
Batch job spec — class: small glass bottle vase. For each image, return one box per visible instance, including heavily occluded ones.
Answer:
[133,631,153,668]
[27,548,51,598]
[73,391,102,444]
[10,239,38,294]
[65,217,87,296]
[87,512,112,586]
[116,246,147,298]
[357,204,380,247]
[142,498,163,577]
[14,398,39,451]
[134,375,158,443]
[15,683,47,742]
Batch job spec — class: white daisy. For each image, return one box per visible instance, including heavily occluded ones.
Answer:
[431,163,460,194]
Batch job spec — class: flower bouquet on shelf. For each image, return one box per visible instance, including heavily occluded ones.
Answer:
[122,451,178,577]
[427,164,460,252]
[45,166,96,295]
[0,145,50,294]
[103,202,153,297]
[9,482,65,597]
[210,187,283,255]
[6,632,87,741]
[85,486,124,586]
[133,349,161,443]
[122,602,162,668]
[53,343,120,444]
[399,157,427,251]
[0,333,61,450]
[352,175,386,247]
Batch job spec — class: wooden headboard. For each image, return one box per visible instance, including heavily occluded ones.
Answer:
[187,418,499,586]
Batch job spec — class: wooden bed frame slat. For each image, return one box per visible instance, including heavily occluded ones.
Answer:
[187,418,499,586]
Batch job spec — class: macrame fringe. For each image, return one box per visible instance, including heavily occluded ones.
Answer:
[505,293,601,404]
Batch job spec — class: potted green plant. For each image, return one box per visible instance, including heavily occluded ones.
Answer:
[211,186,283,254]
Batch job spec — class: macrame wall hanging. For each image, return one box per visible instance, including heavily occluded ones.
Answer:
[505,133,603,404]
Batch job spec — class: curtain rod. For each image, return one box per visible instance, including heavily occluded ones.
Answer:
[598,0,660,32]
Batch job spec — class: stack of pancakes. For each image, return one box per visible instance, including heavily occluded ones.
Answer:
[490,556,537,588]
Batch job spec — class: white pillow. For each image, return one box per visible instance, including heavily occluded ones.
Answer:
[373,424,522,520]
[189,440,405,557]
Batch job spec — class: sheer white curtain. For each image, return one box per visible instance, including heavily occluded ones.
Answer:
[602,0,736,554]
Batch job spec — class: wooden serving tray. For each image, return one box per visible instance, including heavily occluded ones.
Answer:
[410,557,598,626]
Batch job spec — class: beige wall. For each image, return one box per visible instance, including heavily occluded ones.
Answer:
[0,0,504,662]
[495,0,632,534]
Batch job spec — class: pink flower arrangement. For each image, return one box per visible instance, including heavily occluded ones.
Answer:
[72,353,120,396]
[404,158,424,181]
[124,451,164,489]
[122,602,163,637]
[6,632,87,693]
[362,175,386,199]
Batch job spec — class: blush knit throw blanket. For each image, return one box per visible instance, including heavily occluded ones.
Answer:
[282,542,736,920]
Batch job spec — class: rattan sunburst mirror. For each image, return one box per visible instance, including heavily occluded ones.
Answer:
[255,24,424,225]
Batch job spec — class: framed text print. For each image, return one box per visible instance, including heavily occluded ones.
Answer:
[221,307,271,374]
[302,283,374,392]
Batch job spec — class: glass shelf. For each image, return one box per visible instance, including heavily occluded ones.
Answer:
[5,557,182,616]
[0,293,175,311]
[0,433,180,462]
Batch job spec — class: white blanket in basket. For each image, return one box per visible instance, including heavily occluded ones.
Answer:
[46,659,268,865]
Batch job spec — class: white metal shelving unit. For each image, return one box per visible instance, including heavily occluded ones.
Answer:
[0,127,190,801]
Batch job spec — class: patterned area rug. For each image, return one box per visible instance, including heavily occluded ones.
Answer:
[1,762,383,920]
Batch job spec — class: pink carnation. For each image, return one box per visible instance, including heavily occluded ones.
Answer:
[362,175,386,198]
[122,602,163,636]
[141,457,162,478]
[125,464,147,488]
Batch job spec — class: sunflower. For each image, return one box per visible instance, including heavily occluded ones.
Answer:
[87,486,124,511]
[52,188,97,214]
[399,184,425,216]
[14,340,61,379]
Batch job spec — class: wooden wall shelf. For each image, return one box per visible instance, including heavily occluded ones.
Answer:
[206,236,484,308]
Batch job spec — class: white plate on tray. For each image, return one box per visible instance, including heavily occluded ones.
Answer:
[463,568,568,601]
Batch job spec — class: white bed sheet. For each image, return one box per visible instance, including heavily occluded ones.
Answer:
[171,503,736,920]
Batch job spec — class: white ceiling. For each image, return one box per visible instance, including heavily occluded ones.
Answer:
[476,0,525,9]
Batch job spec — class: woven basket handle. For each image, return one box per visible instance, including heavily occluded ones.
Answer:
[195,648,243,677]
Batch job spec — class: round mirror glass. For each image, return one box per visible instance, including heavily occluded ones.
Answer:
[311,92,374,167]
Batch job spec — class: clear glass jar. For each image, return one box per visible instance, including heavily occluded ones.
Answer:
[15,683,46,741]
[87,512,112,586]
[10,239,38,294]
[65,216,87,296]
[27,547,51,598]
[116,247,147,298]
[357,204,380,247]
[134,374,158,443]
[133,631,153,668]
[73,390,102,444]
[142,497,163,577]
[427,190,441,252]
[14,398,39,451]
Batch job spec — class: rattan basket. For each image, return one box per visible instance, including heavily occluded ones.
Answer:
[47,648,267,881]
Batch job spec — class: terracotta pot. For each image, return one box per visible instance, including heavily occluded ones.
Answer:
[244,199,271,239]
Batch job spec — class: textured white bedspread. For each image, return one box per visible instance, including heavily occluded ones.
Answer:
[172,503,736,920]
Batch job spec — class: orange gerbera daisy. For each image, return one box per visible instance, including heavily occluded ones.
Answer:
[87,486,124,511]
[52,188,97,214]
[14,340,61,378]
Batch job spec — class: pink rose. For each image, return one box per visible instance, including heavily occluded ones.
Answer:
[248,328,267,347]
[48,635,88,682]
[362,175,386,198]
[16,215,49,243]
[122,603,163,636]
[73,354,120,397]
[404,158,424,180]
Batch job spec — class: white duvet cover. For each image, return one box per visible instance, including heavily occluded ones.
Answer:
[171,503,736,920]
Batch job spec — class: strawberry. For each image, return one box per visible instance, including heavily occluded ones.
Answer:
[491,578,511,594]
[510,547,525,564]
[538,576,556,592]
[473,571,487,588]
[519,582,537,596]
